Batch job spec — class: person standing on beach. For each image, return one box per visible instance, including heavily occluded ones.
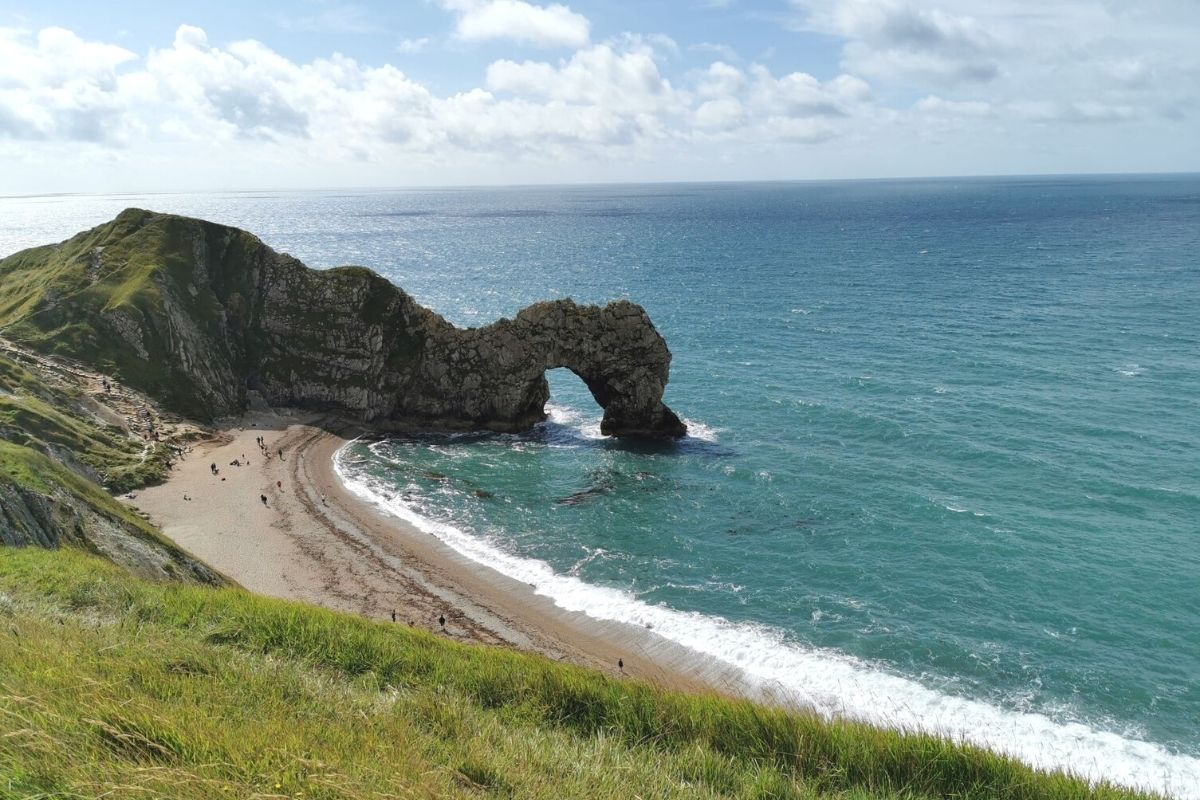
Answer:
[260,494,268,506]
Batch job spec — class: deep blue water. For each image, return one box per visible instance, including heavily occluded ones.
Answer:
[3,176,1198,795]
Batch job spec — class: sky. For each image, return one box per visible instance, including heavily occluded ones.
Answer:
[1,0,1198,192]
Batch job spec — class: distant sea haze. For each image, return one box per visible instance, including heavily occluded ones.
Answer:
[4,175,1198,798]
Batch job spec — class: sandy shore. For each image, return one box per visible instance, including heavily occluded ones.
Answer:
[128,411,751,697]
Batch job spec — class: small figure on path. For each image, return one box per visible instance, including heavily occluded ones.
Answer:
[260,494,268,506]
[618,658,624,671]
[277,480,282,490]
[210,462,217,475]
[438,614,446,629]
[391,610,397,623]
[278,448,284,459]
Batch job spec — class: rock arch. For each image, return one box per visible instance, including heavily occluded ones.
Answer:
[409,300,687,438]
[2,210,687,438]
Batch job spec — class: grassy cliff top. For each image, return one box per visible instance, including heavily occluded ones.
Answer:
[0,546,1154,800]
[0,209,265,418]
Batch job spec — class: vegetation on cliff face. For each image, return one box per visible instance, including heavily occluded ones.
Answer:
[0,340,217,582]
[0,347,170,493]
[0,208,685,436]
[0,546,1154,800]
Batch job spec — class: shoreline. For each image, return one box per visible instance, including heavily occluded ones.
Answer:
[125,409,1200,800]
[127,410,751,698]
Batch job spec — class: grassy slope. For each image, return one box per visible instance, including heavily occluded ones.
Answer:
[0,441,203,566]
[0,209,245,419]
[0,352,169,493]
[0,547,1154,800]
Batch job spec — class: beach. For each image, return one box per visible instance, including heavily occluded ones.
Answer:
[127,410,746,698]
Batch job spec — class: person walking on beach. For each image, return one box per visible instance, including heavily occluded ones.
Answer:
[618,658,624,671]
[391,610,397,622]
[438,614,446,629]
[260,494,268,506]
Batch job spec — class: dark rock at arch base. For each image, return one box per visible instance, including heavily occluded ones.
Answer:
[0,208,687,439]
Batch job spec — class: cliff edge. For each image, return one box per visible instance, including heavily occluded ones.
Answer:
[0,209,686,438]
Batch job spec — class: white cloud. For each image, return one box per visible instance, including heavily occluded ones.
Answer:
[914,95,991,116]
[0,23,881,161]
[790,0,1200,129]
[0,27,137,141]
[794,0,999,84]
[485,44,683,114]
[691,42,740,62]
[440,0,590,48]
[2,11,1198,191]
[397,37,431,54]
[748,66,870,117]
[1010,100,1136,124]
[697,62,747,99]
[694,97,746,130]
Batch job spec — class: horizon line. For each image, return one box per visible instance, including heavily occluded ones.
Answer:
[2,169,1198,202]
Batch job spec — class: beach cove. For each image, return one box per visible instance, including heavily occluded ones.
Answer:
[127,411,744,696]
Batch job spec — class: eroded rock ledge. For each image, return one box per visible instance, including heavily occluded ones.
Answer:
[0,209,686,438]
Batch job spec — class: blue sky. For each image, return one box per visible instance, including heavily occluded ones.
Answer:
[1,0,1197,191]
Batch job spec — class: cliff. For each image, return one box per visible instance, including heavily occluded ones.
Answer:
[0,339,219,582]
[0,209,686,437]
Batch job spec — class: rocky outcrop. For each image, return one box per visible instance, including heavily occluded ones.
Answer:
[415,300,684,437]
[0,209,686,437]
[0,454,220,584]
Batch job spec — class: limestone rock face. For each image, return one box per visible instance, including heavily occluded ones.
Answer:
[414,300,686,437]
[0,479,220,584]
[0,209,686,438]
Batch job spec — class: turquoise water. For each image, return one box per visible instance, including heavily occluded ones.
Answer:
[3,176,1198,795]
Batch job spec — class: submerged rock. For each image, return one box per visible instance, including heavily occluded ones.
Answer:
[0,209,686,438]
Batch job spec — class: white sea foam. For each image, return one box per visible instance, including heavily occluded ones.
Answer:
[334,445,1200,800]
[1116,364,1145,377]
[682,418,721,442]
[545,402,722,444]
[544,402,605,440]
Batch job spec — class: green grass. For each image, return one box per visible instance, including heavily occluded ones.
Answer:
[0,209,243,419]
[0,547,1157,800]
[0,441,213,586]
[0,352,169,493]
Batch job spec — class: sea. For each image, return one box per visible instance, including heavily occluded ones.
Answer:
[2,175,1197,797]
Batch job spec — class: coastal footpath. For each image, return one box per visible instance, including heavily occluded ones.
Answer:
[0,211,1156,799]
